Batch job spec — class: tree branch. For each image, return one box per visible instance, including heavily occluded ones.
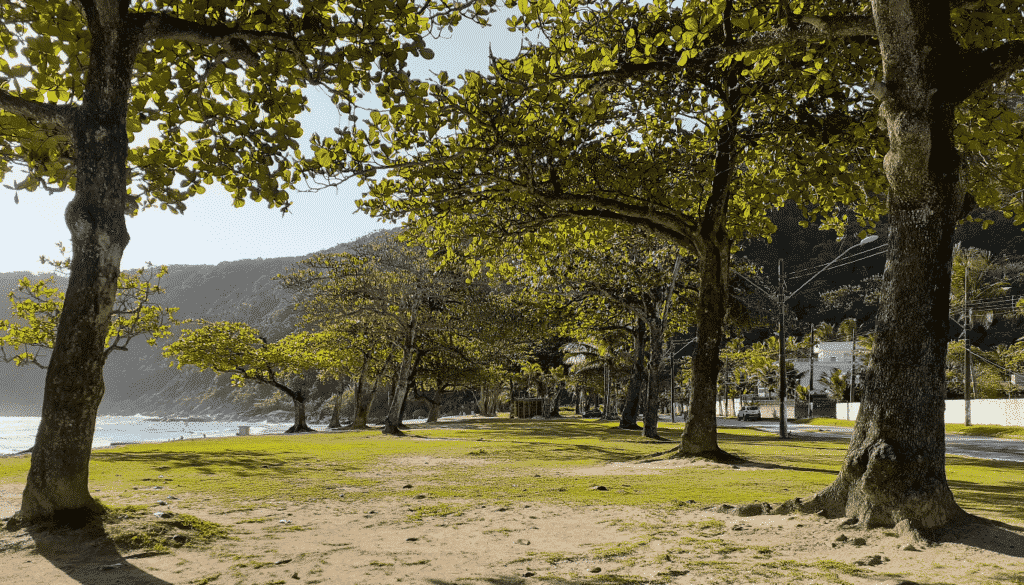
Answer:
[136,12,298,64]
[692,15,874,66]
[0,89,76,131]
[955,41,1024,103]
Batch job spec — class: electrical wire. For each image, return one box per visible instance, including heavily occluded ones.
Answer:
[786,249,889,285]
[786,245,888,280]
[949,296,1022,317]
[788,244,888,276]
[966,348,1021,377]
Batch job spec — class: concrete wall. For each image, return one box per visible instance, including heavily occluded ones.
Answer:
[836,399,1024,427]
[720,399,835,420]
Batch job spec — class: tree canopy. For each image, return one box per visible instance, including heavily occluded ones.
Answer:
[0,254,177,368]
[0,0,501,525]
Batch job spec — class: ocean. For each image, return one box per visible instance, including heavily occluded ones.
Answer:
[0,415,325,456]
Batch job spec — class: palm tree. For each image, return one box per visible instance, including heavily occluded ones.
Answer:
[818,369,849,403]
[563,339,623,420]
[813,322,837,342]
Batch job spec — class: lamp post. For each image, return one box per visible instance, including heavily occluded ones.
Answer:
[668,337,696,423]
[958,255,1011,426]
[736,235,881,438]
[775,235,878,437]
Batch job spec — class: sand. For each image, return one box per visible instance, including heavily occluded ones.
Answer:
[2,456,1024,584]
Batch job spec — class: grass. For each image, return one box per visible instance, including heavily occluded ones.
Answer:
[591,537,652,560]
[405,502,470,521]
[0,417,1022,523]
[100,502,230,552]
[2,417,1021,585]
[800,417,1024,439]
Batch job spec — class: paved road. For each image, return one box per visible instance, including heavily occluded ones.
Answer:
[717,418,1024,463]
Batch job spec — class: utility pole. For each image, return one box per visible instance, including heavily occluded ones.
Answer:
[849,318,857,420]
[808,326,815,418]
[964,259,972,426]
[670,346,676,423]
[778,259,788,438]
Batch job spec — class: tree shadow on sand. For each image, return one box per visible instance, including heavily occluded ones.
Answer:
[3,518,173,585]
[942,516,1024,558]
[426,578,528,585]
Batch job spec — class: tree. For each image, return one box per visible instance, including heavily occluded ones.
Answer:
[1,0,499,524]
[563,333,632,419]
[611,0,1024,531]
[323,0,884,459]
[282,231,497,435]
[818,369,849,404]
[163,321,327,433]
[496,224,696,434]
[699,0,1024,531]
[328,0,1024,529]
[1,255,177,368]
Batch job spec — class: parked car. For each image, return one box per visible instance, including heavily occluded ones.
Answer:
[737,405,761,421]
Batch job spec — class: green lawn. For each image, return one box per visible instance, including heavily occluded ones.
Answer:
[1,417,1021,523]
[800,417,1024,440]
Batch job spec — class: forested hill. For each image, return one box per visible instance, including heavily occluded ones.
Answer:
[3,210,1024,419]
[0,233,379,418]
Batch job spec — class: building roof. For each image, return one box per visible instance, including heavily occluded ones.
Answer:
[815,341,854,351]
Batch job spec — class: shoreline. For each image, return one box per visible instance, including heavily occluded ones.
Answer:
[0,415,507,458]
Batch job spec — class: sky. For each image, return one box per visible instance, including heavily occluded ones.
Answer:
[0,7,529,273]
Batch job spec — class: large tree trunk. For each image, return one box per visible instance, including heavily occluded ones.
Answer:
[285,392,315,434]
[619,320,647,430]
[805,0,968,530]
[351,363,379,430]
[18,11,136,525]
[808,206,965,529]
[328,391,343,429]
[676,118,737,457]
[643,316,666,440]
[383,320,418,436]
[548,384,563,417]
[427,386,441,423]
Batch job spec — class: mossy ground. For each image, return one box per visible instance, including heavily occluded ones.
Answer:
[1,416,1023,585]
[1,416,1022,523]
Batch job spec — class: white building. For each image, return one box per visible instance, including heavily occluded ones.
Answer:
[790,341,867,399]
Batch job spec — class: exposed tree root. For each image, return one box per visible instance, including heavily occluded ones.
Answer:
[381,419,405,436]
[671,447,743,464]
[5,503,106,532]
[640,432,671,442]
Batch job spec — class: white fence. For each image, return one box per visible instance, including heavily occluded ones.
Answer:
[836,399,1024,427]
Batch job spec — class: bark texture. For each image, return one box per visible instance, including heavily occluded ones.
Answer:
[352,368,382,430]
[619,320,647,430]
[675,72,740,458]
[286,393,314,433]
[676,239,730,456]
[19,5,138,523]
[806,0,969,530]
[383,318,418,436]
[328,392,343,429]
[642,318,666,440]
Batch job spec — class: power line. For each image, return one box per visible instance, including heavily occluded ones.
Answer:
[786,249,889,285]
[966,348,1021,378]
[786,245,888,280]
